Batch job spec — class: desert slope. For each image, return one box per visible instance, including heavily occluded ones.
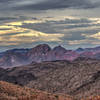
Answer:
[0,81,100,100]
[0,58,100,99]
[0,81,73,100]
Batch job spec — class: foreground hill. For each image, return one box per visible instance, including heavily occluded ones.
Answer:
[0,81,73,100]
[0,58,100,99]
[0,81,100,100]
[0,44,100,68]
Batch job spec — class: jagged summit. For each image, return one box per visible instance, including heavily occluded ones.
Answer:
[76,48,84,53]
[29,44,51,54]
[34,44,51,49]
[0,44,100,68]
[53,45,67,53]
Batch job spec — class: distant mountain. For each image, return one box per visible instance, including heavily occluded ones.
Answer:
[27,44,51,63]
[0,52,5,58]
[0,44,100,68]
[76,46,100,55]
[75,48,84,53]
[0,58,100,99]
[6,48,30,54]
[0,50,29,68]
[53,45,67,53]
[85,46,100,52]
[45,45,71,61]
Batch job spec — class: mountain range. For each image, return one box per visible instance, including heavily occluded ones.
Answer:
[0,44,100,68]
[0,44,100,99]
[0,58,100,99]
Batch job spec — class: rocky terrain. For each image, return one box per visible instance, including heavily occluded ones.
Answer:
[0,58,100,99]
[0,81,100,100]
[0,81,73,100]
[0,44,100,68]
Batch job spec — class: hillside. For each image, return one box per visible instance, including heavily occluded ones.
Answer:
[0,81,100,100]
[0,81,73,100]
[0,58,100,99]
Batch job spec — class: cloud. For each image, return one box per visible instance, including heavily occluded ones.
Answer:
[1,0,99,11]
[0,17,17,21]
[13,0,100,11]
[20,18,95,33]
[0,16,100,51]
[0,21,64,48]
[82,32,100,40]
[6,17,99,46]
[90,32,100,39]
[20,17,100,42]
[68,39,100,45]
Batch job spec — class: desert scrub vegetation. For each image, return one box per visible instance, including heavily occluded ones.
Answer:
[0,81,73,100]
[82,96,100,100]
[0,81,100,100]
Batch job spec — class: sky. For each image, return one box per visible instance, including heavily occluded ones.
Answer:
[0,0,100,51]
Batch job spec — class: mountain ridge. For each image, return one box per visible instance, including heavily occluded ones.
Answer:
[0,44,100,68]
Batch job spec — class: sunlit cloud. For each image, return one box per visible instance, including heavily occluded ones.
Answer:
[0,26,27,35]
[6,20,44,26]
[89,18,100,24]
[0,0,100,51]
[82,32,100,39]
[68,39,89,45]
[0,25,14,29]
[11,29,64,42]
[6,22,23,26]
[90,32,100,39]
[0,15,100,50]
[0,20,64,47]
[68,39,100,45]
[23,20,45,24]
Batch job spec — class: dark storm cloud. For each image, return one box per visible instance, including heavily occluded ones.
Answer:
[14,0,100,10]
[0,16,38,25]
[0,17,17,21]
[49,18,93,24]
[60,32,86,41]
[0,28,11,30]
[0,0,12,3]
[21,22,58,33]
[0,0,12,2]
[0,0,100,14]
[58,23,100,29]
[0,31,29,36]
[0,16,37,21]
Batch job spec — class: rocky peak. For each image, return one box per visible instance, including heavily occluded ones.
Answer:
[53,45,67,53]
[76,48,84,53]
[29,44,51,54]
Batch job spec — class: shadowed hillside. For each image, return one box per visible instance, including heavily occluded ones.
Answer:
[0,58,100,99]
